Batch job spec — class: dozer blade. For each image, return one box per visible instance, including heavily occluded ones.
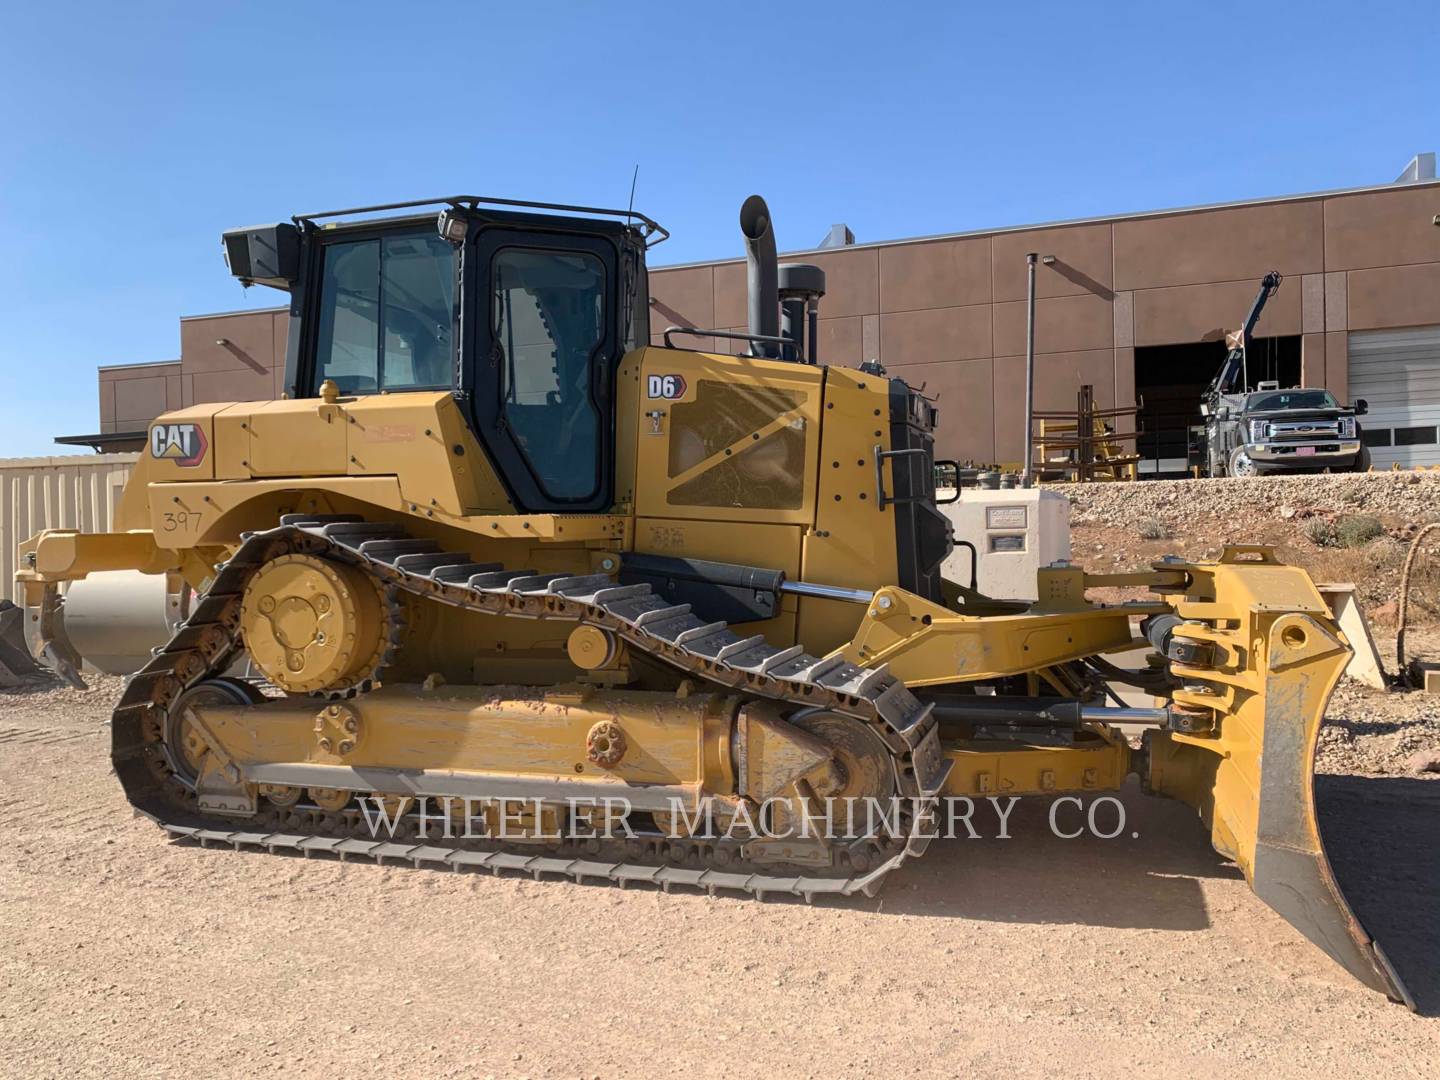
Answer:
[1145,557,1414,1007]
[0,599,47,687]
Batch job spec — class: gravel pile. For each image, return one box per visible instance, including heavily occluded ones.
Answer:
[1066,471,1440,531]
[1063,474,1440,624]
[1319,680,1440,777]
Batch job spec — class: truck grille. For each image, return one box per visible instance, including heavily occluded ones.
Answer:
[1266,419,1343,441]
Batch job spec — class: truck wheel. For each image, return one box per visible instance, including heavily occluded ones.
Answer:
[1351,445,1372,473]
[1227,446,1258,478]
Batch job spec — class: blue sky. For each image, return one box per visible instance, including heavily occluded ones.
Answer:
[0,0,1434,456]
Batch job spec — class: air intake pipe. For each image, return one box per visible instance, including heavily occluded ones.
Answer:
[740,195,780,358]
[778,262,826,364]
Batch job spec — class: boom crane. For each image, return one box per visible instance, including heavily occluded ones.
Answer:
[1199,270,1367,477]
[1208,269,1282,399]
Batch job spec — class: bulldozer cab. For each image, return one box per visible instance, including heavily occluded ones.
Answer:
[225,197,657,515]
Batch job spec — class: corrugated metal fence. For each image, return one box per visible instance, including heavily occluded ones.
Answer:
[1,454,137,604]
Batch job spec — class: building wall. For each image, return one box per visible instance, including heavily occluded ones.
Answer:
[89,178,1440,468]
[99,308,289,435]
[650,179,1440,465]
[100,360,182,435]
[179,308,290,408]
[0,454,137,604]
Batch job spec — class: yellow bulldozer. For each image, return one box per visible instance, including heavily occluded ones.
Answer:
[15,193,1410,1006]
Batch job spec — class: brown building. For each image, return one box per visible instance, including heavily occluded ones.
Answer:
[73,156,1440,472]
[79,306,290,451]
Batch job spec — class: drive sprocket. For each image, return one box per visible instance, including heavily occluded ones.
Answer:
[240,553,394,695]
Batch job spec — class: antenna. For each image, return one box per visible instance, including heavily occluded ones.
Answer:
[625,164,639,227]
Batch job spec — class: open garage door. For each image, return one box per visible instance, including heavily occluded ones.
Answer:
[1348,327,1440,469]
[1135,336,1299,477]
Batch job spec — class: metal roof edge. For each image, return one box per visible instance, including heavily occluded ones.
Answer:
[179,306,288,322]
[0,449,141,466]
[652,176,1440,271]
[97,359,181,372]
[52,431,148,447]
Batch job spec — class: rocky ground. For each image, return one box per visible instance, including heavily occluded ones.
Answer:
[1064,471,1440,777]
[1068,470,1440,530]
[1066,471,1440,621]
[1321,672,1440,777]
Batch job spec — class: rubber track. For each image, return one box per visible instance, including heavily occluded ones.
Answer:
[111,516,951,899]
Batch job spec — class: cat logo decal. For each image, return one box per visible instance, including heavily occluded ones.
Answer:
[150,423,208,467]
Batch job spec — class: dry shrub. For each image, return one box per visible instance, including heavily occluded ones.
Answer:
[1368,536,1408,565]
[1336,514,1385,549]
[1301,517,1337,547]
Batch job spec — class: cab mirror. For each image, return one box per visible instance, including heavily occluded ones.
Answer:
[1354,398,1369,416]
[1199,402,1210,418]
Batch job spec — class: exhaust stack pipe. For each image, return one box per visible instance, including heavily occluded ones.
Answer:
[740,195,780,358]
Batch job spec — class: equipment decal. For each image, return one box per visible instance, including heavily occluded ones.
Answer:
[647,374,687,400]
[150,423,208,467]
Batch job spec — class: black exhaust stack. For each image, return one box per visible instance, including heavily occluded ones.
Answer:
[740,195,827,363]
[739,195,780,358]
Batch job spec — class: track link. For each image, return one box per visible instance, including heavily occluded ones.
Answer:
[111,516,950,900]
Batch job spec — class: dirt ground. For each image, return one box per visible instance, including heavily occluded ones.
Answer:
[2,672,1437,1079]
[4,472,1438,1076]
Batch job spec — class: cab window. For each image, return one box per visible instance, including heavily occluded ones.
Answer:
[313,232,454,394]
[492,247,606,499]
[1247,389,1337,411]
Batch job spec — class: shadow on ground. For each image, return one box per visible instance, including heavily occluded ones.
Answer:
[1317,774,1440,1015]
[877,780,1238,932]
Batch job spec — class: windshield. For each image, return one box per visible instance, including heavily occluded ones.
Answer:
[1246,389,1338,412]
[313,231,455,394]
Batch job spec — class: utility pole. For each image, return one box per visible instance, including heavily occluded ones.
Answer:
[1022,252,1038,488]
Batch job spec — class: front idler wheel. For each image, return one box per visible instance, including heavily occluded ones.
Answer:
[789,710,897,839]
[162,677,267,789]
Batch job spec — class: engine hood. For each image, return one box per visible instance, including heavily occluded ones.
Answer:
[1244,408,1353,421]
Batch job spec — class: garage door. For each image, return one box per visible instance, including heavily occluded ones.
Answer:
[1348,326,1440,469]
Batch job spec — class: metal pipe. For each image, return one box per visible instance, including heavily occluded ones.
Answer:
[923,695,1083,726]
[952,539,978,591]
[807,299,819,364]
[780,297,806,361]
[739,195,780,358]
[663,327,796,353]
[923,694,1174,730]
[293,193,669,245]
[1397,521,1440,683]
[1078,704,1170,726]
[1022,252,1038,487]
[778,580,875,604]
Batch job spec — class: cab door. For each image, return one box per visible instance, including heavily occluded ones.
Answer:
[464,226,622,513]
